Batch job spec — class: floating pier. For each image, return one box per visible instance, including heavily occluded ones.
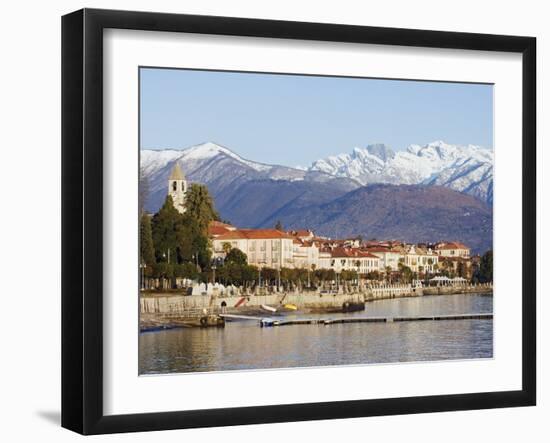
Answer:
[218,313,493,328]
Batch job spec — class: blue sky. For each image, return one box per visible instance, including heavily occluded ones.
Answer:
[140,67,493,167]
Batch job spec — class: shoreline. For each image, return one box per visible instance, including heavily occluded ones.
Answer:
[140,287,493,332]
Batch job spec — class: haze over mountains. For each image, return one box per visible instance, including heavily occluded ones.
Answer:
[140,141,494,253]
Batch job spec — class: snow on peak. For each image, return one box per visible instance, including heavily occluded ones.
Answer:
[143,142,272,172]
[140,149,184,175]
[180,142,234,160]
[365,143,395,162]
[141,140,493,204]
[309,140,493,203]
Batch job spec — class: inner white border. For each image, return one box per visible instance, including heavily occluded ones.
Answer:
[103,29,522,416]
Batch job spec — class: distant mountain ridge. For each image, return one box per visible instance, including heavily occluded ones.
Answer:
[140,141,493,253]
[141,142,359,221]
[265,184,493,254]
[308,140,493,204]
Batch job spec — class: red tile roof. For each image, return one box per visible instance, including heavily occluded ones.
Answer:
[365,247,394,253]
[290,229,313,237]
[435,241,469,250]
[212,230,246,240]
[210,220,234,228]
[208,225,232,236]
[331,247,381,259]
[214,229,294,240]
[208,220,236,237]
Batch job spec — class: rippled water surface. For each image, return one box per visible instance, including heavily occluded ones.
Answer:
[139,293,493,374]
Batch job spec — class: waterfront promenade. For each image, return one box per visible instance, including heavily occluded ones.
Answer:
[140,283,493,329]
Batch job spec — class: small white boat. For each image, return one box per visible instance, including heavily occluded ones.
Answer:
[261,304,277,313]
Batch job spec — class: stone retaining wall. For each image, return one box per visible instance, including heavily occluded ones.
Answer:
[141,283,493,317]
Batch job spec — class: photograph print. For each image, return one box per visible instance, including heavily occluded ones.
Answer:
[138,67,494,375]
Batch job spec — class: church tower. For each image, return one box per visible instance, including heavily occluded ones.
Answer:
[168,163,187,214]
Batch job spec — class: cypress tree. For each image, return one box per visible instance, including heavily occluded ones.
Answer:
[184,183,220,233]
[479,250,493,282]
[151,195,181,263]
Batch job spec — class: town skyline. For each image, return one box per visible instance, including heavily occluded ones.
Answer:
[159,162,488,283]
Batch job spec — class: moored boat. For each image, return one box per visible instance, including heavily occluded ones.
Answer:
[342,301,365,313]
[261,304,277,313]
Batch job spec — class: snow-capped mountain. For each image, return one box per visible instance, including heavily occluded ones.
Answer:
[140,142,359,216]
[308,141,493,204]
[140,141,493,252]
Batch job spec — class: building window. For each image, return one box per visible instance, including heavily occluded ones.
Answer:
[182,182,185,191]
[172,181,177,191]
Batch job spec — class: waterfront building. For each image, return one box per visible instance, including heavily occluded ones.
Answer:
[403,245,439,273]
[292,238,320,270]
[318,249,333,270]
[365,246,402,271]
[439,256,473,279]
[435,241,470,258]
[328,247,381,274]
[206,220,467,278]
[212,229,295,269]
[167,163,188,214]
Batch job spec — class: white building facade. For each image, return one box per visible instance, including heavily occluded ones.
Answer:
[212,229,295,269]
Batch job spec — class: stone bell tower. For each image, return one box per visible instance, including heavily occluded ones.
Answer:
[168,162,187,214]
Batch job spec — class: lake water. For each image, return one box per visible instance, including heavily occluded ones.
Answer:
[139,293,493,374]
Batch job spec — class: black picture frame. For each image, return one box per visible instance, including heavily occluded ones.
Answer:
[61,8,536,435]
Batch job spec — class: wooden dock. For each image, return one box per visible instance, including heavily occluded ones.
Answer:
[219,313,493,327]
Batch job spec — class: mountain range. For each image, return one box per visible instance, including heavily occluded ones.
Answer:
[309,141,493,204]
[140,141,494,253]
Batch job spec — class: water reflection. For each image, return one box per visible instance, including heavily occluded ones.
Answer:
[139,294,493,374]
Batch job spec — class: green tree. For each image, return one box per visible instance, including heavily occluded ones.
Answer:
[184,183,220,233]
[176,213,211,269]
[341,270,358,282]
[479,250,493,282]
[385,266,392,283]
[140,213,155,266]
[224,262,243,285]
[366,271,381,281]
[262,267,278,285]
[225,248,248,266]
[398,262,413,283]
[175,262,199,280]
[152,262,175,279]
[242,265,259,288]
[151,195,181,263]
[457,261,466,278]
